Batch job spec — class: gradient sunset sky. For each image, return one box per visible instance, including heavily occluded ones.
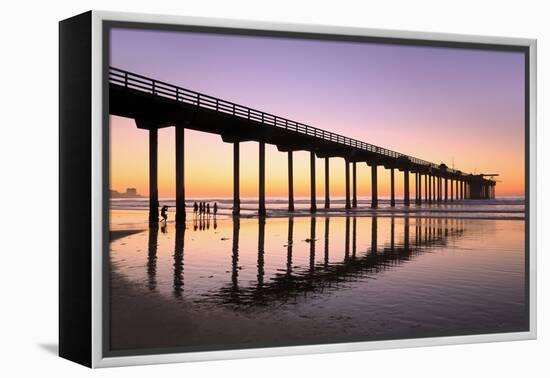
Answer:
[109,28,525,198]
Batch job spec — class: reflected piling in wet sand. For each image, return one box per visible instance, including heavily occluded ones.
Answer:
[352,217,357,259]
[344,216,350,260]
[231,218,240,300]
[287,217,294,275]
[404,217,410,250]
[309,217,316,272]
[371,217,378,254]
[390,216,395,251]
[147,226,158,291]
[324,218,330,267]
[173,223,185,297]
[257,218,266,288]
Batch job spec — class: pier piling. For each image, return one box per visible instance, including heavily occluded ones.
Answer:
[149,128,158,225]
[259,141,266,216]
[390,168,395,207]
[233,142,240,216]
[310,151,317,212]
[175,126,185,223]
[324,157,330,209]
[352,162,357,208]
[345,159,351,209]
[288,151,294,212]
[404,169,410,206]
[371,164,378,208]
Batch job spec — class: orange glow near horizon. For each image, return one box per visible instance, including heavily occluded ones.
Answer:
[109,115,525,199]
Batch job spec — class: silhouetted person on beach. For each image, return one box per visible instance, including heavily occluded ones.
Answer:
[199,202,203,214]
[207,203,210,216]
[213,202,218,217]
[160,205,168,223]
[193,202,198,215]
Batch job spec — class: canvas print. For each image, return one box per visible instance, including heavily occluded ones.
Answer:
[106,25,528,355]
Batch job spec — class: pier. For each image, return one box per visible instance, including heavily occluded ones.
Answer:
[109,67,497,225]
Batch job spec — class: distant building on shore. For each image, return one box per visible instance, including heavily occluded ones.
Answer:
[110,187,143,198]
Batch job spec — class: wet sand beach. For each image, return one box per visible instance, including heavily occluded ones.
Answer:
[108,208,528,354]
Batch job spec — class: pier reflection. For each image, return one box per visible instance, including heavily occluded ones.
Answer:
[146,226,158,291]
[172,223,185,297]
[211,216,465,307]
[287,217,294,276]
[147,216,467,303]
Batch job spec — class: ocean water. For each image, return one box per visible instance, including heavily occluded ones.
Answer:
[109,198,528,352]
[110,197,525,228]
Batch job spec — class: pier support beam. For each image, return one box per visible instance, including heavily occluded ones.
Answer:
[424,174,428,202]
[288,151,294,212]
[259,141,266,216]
[418,173,422,205]
[345,159,351,209]
[444,177,448,202]
[371,164,378,208]
[436,175,439,202]
[324,157,330,209]
[404,169,410,206]
[438,176,442,202]
[175,126,186,223]
[460,179,464,199]
[310,151,317,212]
[390,168,396,207]
[450,178,454,202]
[419,173,423,205]
[149,128,159,225]
[233,142,240,216]
[352,162,357,208]
[437,176,441,202]
[428,174,432,203]
[414,173,419,205]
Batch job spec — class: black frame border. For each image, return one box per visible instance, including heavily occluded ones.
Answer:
[59,11,93,367]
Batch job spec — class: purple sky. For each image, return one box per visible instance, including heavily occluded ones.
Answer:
[109,27,525,195]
